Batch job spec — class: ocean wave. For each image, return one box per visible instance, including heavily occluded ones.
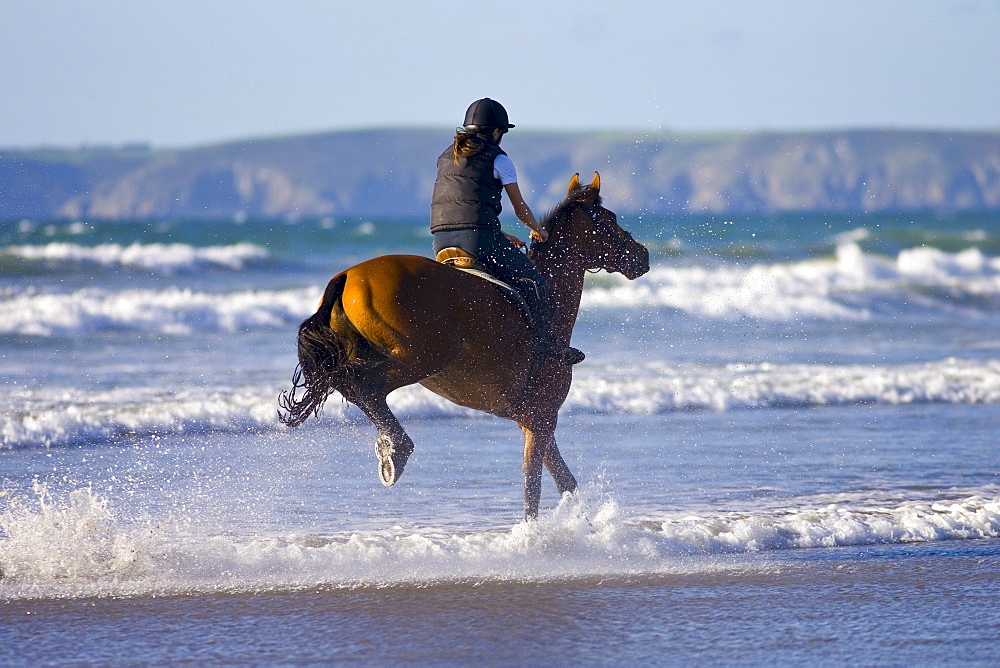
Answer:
[644,492,1000,552]
[0,385,285,450]
[4,358,999,450]
[0,285,320,337]
[1,242,270,274]
[564,358,1000,413]
[6,243,1000,338]
[585,242,1000,321]
[1,483,997,600]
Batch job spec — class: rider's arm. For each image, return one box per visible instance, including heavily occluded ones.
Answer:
[494,154,549,244]
[503,182,548,243]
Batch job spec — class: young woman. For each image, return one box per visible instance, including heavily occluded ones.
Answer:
[430,98,584,365]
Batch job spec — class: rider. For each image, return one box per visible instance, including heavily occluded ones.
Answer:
[430,98,585,366]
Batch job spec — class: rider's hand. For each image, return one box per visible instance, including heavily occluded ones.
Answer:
[529,228,549,243]
[504,232,527,249]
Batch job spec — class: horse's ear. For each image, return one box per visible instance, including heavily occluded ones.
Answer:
[590,172,601,192]
[567,173,581,197]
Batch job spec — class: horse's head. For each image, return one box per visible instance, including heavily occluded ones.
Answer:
[530,172,650,280]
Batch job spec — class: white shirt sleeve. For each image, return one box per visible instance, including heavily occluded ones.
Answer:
[493,154,518,185]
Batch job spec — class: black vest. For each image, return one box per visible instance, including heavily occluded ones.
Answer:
[430,139,506,233]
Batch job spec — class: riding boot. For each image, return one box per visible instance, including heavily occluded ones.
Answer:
[515,278,586,365]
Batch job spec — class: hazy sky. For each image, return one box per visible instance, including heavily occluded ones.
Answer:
[2,0,998,148]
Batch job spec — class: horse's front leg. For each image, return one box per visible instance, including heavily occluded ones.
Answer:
[521,426,578,520]
[350,392,415,487]
[520,418,562,520]
[521,426,547,521]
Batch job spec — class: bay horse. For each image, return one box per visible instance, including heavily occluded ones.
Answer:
[278,173,650,520]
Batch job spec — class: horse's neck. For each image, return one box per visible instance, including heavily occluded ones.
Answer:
[537,256,586,343]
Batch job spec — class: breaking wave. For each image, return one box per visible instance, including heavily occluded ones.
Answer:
[585,242,1000,321]
[4,358,999,450]
[2,241,270,274]
[0,285,319,337]
[6,242,1000,339]
[1,483,997,600]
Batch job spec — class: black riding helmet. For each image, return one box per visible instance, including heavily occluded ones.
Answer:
[463,98,515,132]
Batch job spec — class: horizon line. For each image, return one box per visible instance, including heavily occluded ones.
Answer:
[4,125,1000,153]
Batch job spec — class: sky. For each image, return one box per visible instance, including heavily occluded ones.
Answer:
[2,0,999,149]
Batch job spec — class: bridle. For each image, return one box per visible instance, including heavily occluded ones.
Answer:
[532,198,635,273]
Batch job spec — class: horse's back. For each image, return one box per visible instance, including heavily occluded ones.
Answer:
[341,254,517,323]
[338,254,533,412]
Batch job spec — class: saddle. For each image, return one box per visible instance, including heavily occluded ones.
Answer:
[435,247,488,272]
[435,247,535,327]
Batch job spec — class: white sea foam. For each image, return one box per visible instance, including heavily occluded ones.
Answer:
[4,358,999,450]
[1,483,997,600]
[564,358,1000,413]
[648,493,1000,552]
[0,385,287,449]
[6,244,1000,338]
[0,285,320,337]
[584,242,1000,321]
[0,380,469,450]
[4,242,269,273]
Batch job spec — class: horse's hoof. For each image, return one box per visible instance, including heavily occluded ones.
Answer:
[375,435,398,486]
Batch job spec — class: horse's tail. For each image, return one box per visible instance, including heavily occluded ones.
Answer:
[278,273,366,427]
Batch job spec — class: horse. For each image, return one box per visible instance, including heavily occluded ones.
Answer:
[278,172,650,520]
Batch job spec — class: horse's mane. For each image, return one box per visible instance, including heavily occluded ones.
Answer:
[538,185,603,232]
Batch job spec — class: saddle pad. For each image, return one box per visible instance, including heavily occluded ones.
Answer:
[435,247,534,325]
[448,267,534,327]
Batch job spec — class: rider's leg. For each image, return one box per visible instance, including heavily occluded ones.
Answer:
[476,230,585,366]
[432,227,479,256]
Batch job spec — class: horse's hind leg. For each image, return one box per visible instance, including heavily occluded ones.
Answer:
[543,440,578,496]
[350,392,414,487]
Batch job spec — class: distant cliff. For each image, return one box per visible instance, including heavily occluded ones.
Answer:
[2,129,998,220]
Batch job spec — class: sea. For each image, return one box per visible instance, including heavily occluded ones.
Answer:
[2,208,1000,665]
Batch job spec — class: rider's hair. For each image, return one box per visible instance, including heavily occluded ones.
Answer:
[452,129,494,165]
